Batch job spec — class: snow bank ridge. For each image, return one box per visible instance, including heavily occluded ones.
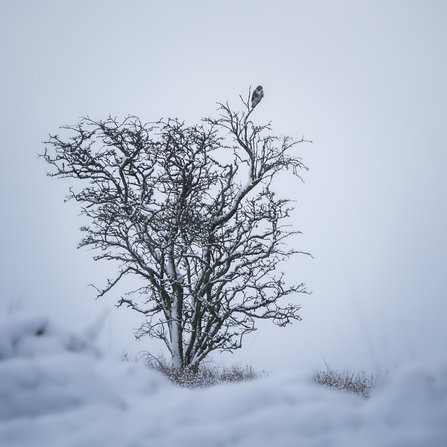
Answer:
[0,314,167,421]
[0,313,446,446]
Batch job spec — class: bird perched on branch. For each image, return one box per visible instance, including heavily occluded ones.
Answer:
[251,85,264,109]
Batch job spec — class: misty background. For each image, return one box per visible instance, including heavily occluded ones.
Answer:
[1,0,446,373]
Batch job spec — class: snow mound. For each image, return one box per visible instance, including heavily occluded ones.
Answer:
[0,314,169,422]
[0,314,99,360]
[0,313,446,446]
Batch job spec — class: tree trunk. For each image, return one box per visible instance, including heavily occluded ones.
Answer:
[170,281,184,369]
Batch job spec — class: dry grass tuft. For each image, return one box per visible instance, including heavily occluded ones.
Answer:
[138,352,263,388]
[314,364,377,398]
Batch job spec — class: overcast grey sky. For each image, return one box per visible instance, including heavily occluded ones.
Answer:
[1,0,446,373]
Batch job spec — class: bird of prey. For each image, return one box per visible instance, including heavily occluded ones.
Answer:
[251,85,264,109]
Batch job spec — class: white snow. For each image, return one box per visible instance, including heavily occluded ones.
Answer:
[0,313,446,447]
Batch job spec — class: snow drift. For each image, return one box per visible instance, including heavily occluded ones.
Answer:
[0,313,446,446]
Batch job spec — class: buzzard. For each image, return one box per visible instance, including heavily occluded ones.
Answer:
[251,85,264,109]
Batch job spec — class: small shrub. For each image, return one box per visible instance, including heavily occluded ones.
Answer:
[314,364,377,398]
[139,352,264,388]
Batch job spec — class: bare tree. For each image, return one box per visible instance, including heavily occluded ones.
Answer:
[41,91,311,370]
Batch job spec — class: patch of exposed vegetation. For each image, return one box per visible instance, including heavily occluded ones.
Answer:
[138,352,264,388]
[314,365,378,398]
[126,353,378,396]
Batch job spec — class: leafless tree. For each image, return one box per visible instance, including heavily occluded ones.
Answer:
[41,91,312,370]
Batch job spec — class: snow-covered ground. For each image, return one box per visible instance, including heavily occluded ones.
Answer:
[0,314,446,447]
